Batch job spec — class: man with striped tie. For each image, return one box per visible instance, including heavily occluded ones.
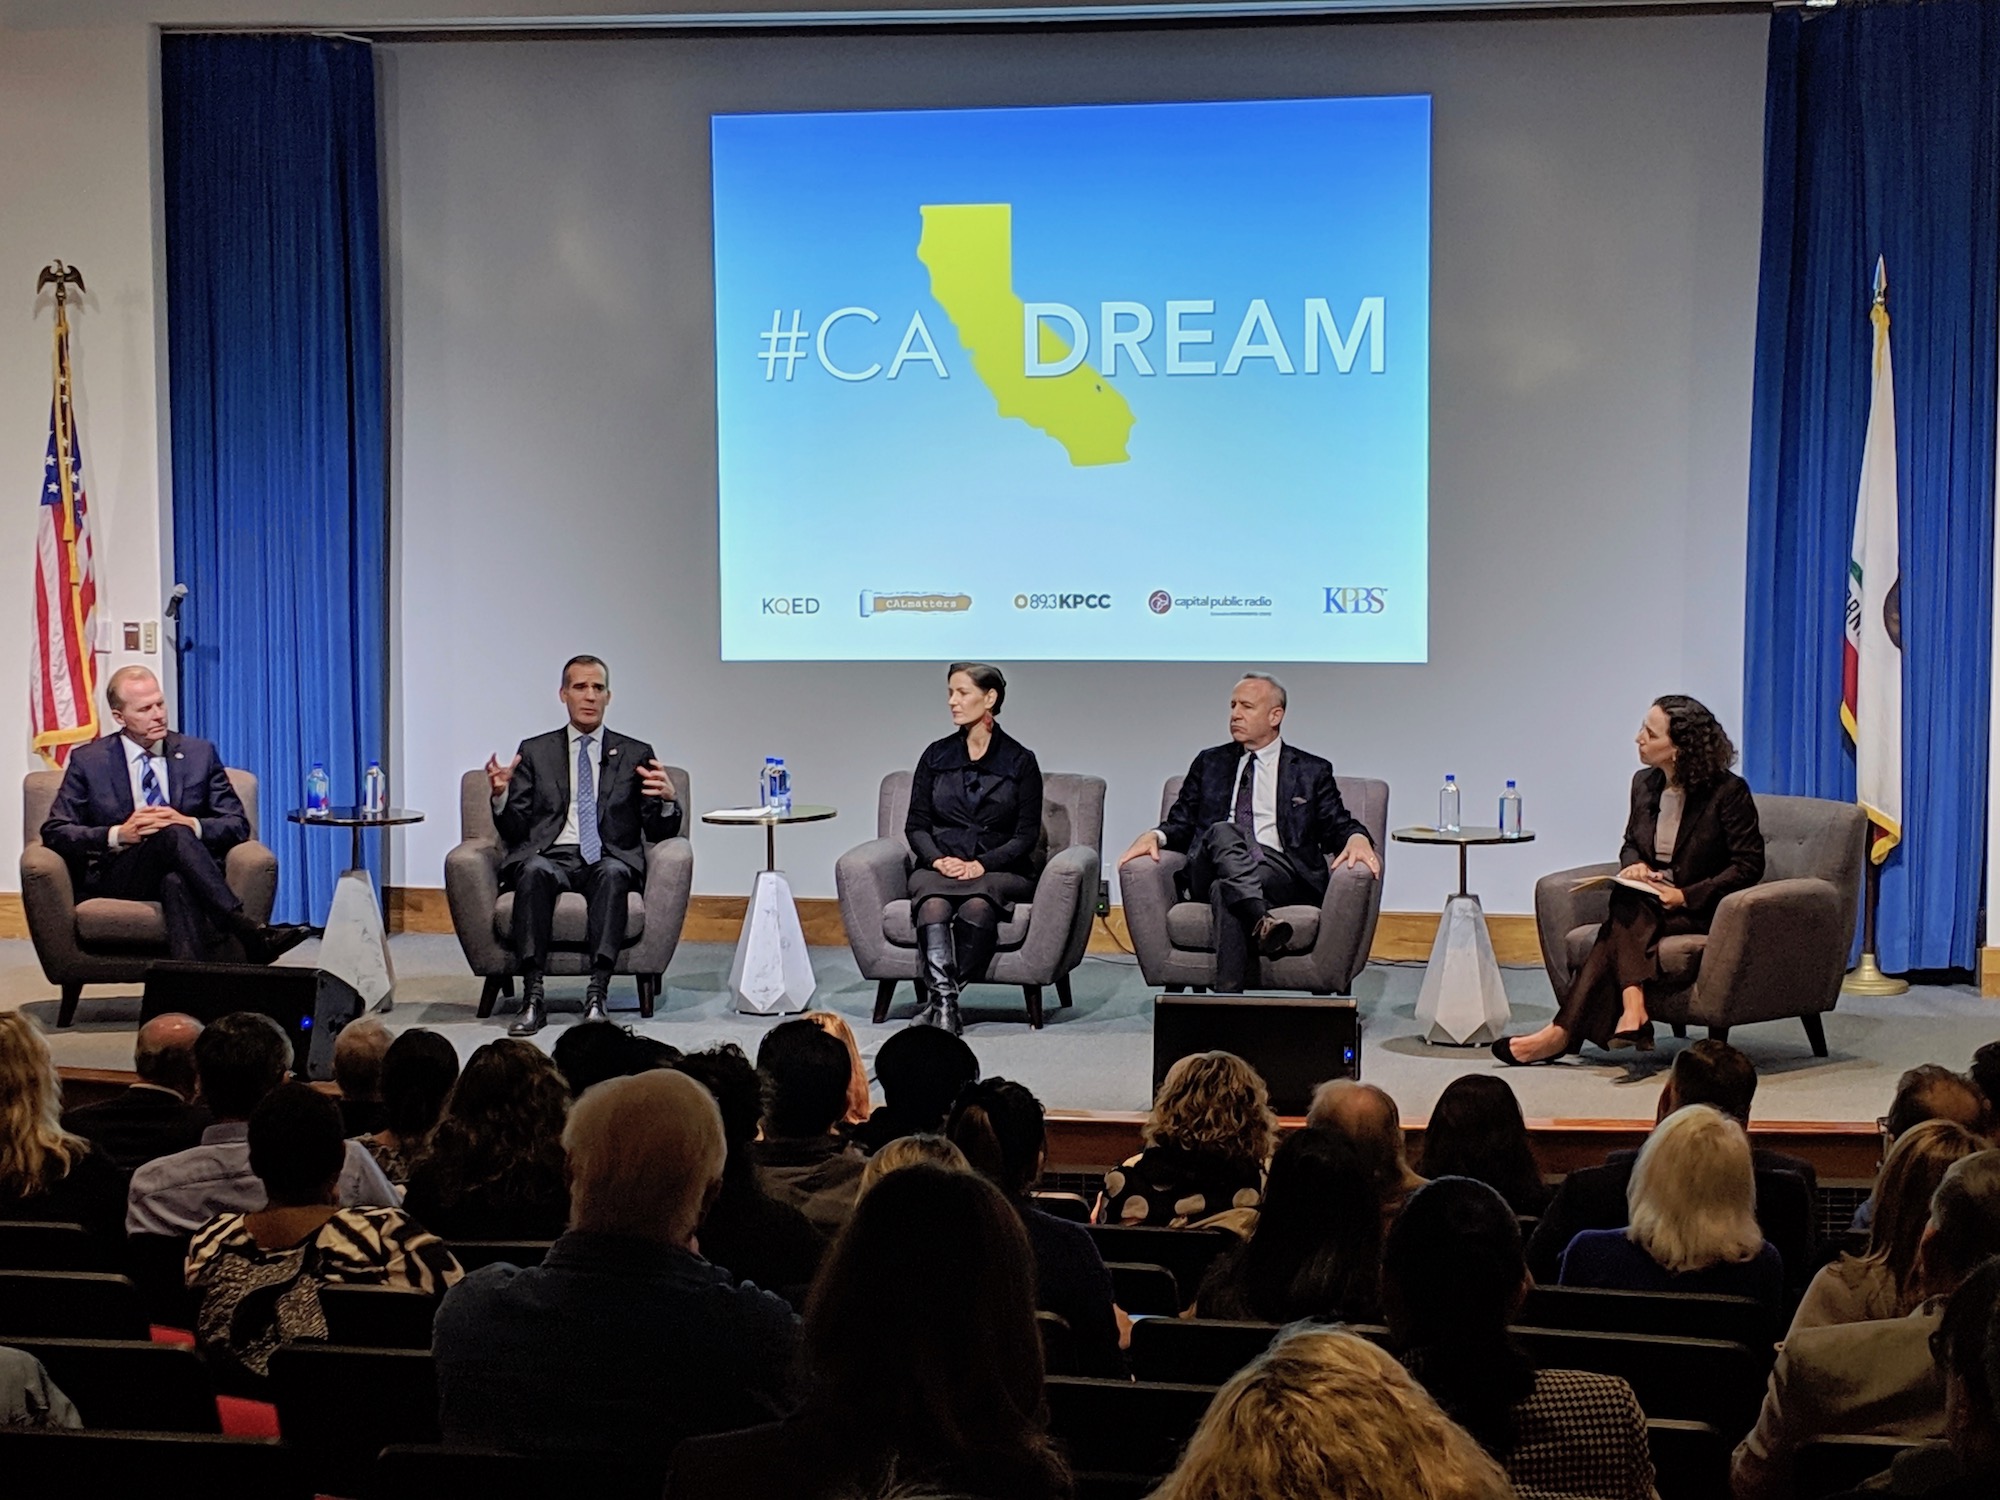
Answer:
[487,655,681,1036]
[40,666,313,965]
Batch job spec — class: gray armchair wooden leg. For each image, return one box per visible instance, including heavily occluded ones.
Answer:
[1022,984,1045,1029]
[638,974,659,1020]
[56,983,83,1029]
[1708,1025,1730,1044]
[1670,1023,1688,1039]
[1055,973,1074,1009]
[873,980,897,1024]
[1165,984,1185,994]
[1801,1014,1829,1057]
[477,976,505,1019]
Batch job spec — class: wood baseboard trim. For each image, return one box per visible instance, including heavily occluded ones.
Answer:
[1982,947,2000,998]
[0,893,24,941]
[380,885,1544,967]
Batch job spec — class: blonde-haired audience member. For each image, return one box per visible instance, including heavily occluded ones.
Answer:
[1559,1104,1784,1315]
[0,1011,126,1244]
[801,1011,872,1128]
[1788,1117,1988,1337]
[1148,1323,1515,1500]
[859,1133,969,1198]
[1099,1050,1275,1231]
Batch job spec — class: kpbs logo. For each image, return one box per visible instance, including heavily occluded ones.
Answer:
[1323,587,1388,615]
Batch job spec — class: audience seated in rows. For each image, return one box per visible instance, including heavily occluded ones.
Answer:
[357,1027,461,1187]
[850,1025,978,1154]
[751,1019,867,1234]
[1148,1324,1513,1500]
[947,1077,1125,1378]
[435,1070,799,1469]
[1418,1074,1551,1218]
[666,1165,1072,1500]
[800,1010,872,1128]
[1731,1150,2000,1500]
[1308,1079,1427,1227]
[402,1039,570,1240]
[186,1084,461,1392]
[0,1347,79,1430]
[1970,1042,2000,1126]
[1851,1066,1992,1234]
[1559,1103,1785,1312]
[332,1016,393,1138]
[127,1012,396,1236]
[1790,1118,1988,1337]
[59,1011,210,1173]
[1194,1124,1382,1325]
[1097,1050,1272,1232]
[1527,1039,1815,1284]
[858,1132,969,1198]
[0,1011,127,1243]
[1386,1176,1654,1500]
[673,1042,826,1301]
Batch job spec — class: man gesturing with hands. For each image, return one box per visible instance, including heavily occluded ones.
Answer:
[488,655,680,1035]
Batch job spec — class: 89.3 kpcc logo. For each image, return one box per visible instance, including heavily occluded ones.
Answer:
[1014,591,1112,611]
[1323,586,1388,615]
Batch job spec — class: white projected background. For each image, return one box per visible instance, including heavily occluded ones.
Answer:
[385,15,1765,919]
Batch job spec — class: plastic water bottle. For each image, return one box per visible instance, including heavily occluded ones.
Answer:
[305,762,332,817]
[1437,774,1461,834]
[760,757,792,814]
[362,760,387,815]
[1499,780,1523,839]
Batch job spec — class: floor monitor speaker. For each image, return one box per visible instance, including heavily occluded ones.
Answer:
[141,961,364,1081]
[1152,993,1360,1115]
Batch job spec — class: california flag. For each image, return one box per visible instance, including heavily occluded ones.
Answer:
[1840,256,1901,864]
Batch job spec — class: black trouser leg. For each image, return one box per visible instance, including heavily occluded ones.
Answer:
[1552,889,1697,1049]
[1189,824,1315,992]
[577,857,636,971]
[91,826,244,961]
[509,850,581,973]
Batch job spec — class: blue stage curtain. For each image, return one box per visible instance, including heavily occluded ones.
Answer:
[1743,0,2000,972]
[162,36,386,924]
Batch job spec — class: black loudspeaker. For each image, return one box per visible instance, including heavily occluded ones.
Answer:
[1152,993,1360,1114]
[140,962,364,1081]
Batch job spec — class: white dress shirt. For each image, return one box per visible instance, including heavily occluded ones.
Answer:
[108,734,197,849]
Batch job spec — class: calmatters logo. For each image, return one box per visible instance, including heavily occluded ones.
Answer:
[859,590,973,617]
[1324,587,1388,615]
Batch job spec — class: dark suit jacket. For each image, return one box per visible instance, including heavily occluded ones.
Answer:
[1525,1146,1818,1288]
[40,732,249,887]
[1619,768,1765,920]
[494,727,680,882]
[904,725,1043,877]
[59,1085,211,1175]
[1160,741,1370,899]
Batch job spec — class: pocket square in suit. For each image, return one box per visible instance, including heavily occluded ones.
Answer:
[1291,795,1308,804]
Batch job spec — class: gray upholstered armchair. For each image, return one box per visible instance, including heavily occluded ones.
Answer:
[1121,774,1389,995]
[1534,793,1866,1056]
[444,766,694,1020]
[835,770,1104,1029]
[20,768,279,1027]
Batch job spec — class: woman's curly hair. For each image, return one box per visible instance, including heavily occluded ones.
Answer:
[1655,694,1737,791]
[1143,1051,1278,1170]
[414,1039,569,1211]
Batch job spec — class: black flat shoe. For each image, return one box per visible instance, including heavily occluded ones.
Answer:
[1255,917,1294,958]
[1490,1036,1559,1067]
[1608,1023,1656,1052]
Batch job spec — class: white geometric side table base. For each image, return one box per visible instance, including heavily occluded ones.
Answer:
[1413,892,1512,1046]
[729,868,817,1015]
[317,866,396,1013]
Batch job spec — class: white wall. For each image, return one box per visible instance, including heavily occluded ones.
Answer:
[384,14,1770,912]
[0,24,172,893]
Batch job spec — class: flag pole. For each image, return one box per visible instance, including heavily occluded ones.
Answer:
[1844,857,1907,995]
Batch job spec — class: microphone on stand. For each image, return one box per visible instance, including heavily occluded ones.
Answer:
[165,583,188,620]
[165,584,189,729]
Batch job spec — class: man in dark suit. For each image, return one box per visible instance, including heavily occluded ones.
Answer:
[1526,1039,1818,1285]
[40,666,310,964]
[487,654,681,1035]
[1117,673,1380,991]
[59,1012,211,1173]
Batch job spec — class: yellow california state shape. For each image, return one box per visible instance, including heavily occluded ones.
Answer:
[917,203,1135,467]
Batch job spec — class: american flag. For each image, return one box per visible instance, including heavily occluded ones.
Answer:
[31,296,99,767]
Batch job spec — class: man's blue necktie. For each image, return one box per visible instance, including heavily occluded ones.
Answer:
[141,756,167,809]
[576,735,601,864]
[1233,752,1263,862]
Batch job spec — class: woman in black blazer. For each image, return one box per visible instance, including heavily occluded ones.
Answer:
[1494,695,1764,1064]
[904,662,1043,1034]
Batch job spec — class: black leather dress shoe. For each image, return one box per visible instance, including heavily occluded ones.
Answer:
[1491,1036,1559,1067]
[581,988,609,1024]
[509,977,548,1037]
[1608,1022,1656,1052]
[244,923,314,964]
[1255,917,1295,958]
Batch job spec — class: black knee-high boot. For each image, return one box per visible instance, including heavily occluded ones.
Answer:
[916,923,960,1032]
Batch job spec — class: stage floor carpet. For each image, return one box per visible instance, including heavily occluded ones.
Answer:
[5,933,1995,1130]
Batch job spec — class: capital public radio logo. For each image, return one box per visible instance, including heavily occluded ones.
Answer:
[1148,591,1172,615]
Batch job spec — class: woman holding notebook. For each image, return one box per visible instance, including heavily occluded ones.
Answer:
[1493,695,1764,1064]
